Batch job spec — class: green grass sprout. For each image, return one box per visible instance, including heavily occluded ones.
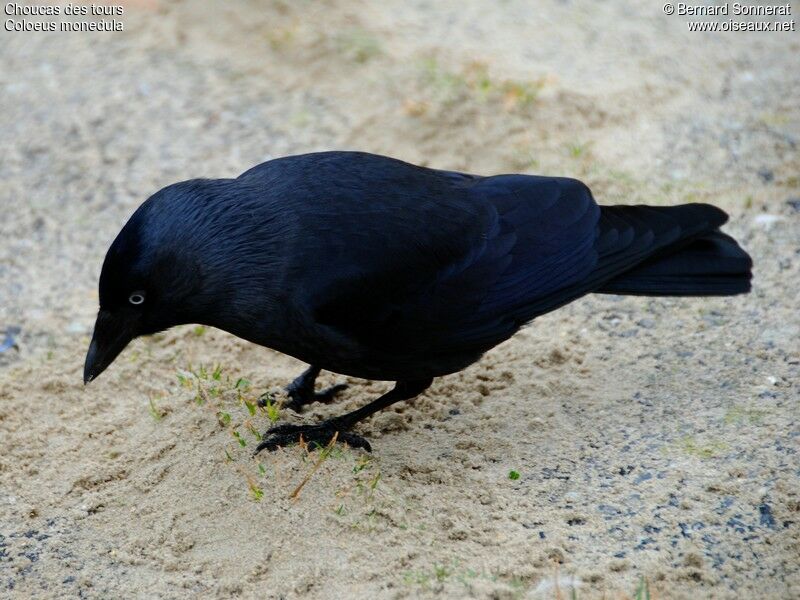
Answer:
[233,430,247,447]
[148,397,163,421]
[244,399,257,416]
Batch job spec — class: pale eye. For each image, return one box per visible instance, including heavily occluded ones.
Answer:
[128,292,146,305]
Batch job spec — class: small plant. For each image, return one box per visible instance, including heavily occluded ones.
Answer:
[567,141,591,159]
[238,467,264,502]
[245,421,262,441]
[501,80,542,108]
[250,484,264,502]
[724,405,766,425]
[325,445,346,460]
[369,470,382,491]
[680,435,727,459]
[289,432,339,499]
[148,397,164,421]
[194,388,206,405]
[420,56,465,98]
[508,470,520,480]
[243,399,257,416]
[217,411,232,426]
[212,364,223,381]
[403,564,453,587]
[232,430,247,447]
[464,61,493,96]
[418,56,543,110]
[176,370,194,388]
[433,564,450,582]
[193,325,206,336]
[259,392,282,423]
[633,576,651,600]
[353,455,371,474]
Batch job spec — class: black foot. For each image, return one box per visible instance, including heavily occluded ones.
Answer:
[254,421,371,454]
[285,382,349,412]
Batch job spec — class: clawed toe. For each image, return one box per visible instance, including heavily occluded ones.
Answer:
[285,383,349,412]
[316,383,349,402]
[254,421,371,455]
[337,431,371,451]
[265,423,299,435]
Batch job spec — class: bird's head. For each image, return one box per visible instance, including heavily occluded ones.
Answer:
[84,187,207,384]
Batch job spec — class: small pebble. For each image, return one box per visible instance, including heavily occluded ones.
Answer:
[67,321,88,334]
[753,214,784,230]
[757,168,774,183]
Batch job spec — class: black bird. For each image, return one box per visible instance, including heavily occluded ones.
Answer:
[83,151,752,452]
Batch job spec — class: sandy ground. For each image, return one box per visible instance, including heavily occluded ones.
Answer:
[1,1,799,598]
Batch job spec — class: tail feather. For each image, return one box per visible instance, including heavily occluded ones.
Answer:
[597,207,752,297]
[507,203,751,322]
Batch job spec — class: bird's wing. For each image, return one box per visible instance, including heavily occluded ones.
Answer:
[416,175,601,351]
[280,159,601,356]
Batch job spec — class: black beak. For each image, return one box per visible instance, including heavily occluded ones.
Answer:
[83,310,136,384]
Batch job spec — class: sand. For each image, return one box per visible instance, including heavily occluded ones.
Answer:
[1,1,798,598]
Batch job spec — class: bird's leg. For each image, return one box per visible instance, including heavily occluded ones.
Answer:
[277,365,349,412]
[254,378,433,454]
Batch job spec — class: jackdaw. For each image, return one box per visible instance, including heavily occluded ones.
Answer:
[83,151,752,452]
